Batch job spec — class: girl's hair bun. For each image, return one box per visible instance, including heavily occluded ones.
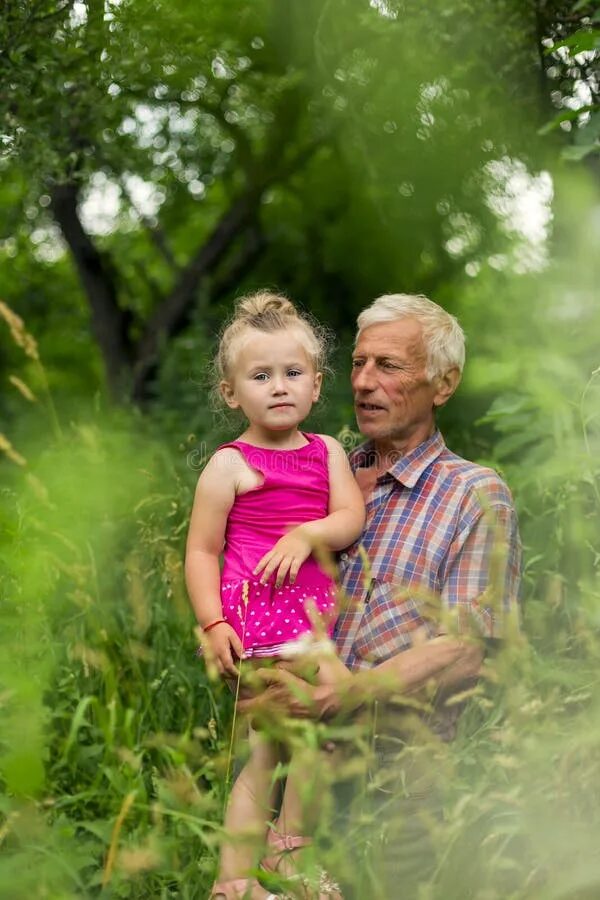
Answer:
[235,291,298,323]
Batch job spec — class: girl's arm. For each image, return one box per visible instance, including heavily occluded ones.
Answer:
[254,435,365,586]
[302,434,365,549]
[185,448,242,677]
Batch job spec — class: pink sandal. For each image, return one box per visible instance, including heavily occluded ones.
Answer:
[261,830,343,899]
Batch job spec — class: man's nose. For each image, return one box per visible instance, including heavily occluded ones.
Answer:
[352,361,376,392]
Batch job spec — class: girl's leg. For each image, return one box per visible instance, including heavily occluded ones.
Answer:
[263,745,343,899]
[274,740,342,845]
[263,657,346,895]
[217,727,281,884]
[270,649,347,837]
[276,747,317,837]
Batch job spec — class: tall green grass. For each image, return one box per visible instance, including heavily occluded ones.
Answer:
[0,319,230,896]
[2,188,600,900]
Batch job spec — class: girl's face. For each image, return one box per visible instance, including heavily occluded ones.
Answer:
[220,328,322,433]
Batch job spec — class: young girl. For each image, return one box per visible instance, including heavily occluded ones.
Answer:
[185,292,365,900]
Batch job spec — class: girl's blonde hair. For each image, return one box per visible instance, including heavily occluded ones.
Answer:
[215,290,329,382]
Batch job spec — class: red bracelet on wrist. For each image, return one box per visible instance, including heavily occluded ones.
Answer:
[203,618,227,633]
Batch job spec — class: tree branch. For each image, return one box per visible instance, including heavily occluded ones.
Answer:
[195,97,256,177]
[119,177,179,272]
[131,187,261,389]
[209,224,266,305]
[130,115,327,399]
[131,225,266,403]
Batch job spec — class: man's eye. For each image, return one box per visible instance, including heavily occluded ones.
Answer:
[351,359,364,368]
[381,362,400,371]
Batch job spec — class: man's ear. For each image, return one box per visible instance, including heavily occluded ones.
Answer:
[433,367,461,408]
[312,371,323,403]
[220,380,239,409]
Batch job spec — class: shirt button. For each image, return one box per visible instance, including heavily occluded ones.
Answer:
[340,552,349,563]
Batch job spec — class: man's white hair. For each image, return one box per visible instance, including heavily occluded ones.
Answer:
[356,293,465,379]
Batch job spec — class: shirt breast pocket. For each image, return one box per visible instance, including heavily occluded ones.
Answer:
[352,578,435,665]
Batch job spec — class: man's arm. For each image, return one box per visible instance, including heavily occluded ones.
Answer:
[242,634,483,721]
[322,634,484,717]
[328,496,520,716]
[241,493,519,720]
[439,500,522,640]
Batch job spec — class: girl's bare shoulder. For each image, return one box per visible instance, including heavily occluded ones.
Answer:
[200,446,245,478]
[317,433,343,450]
[316,433,347,458]
[201,445,261,494]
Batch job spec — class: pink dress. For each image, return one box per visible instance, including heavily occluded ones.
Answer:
[219,432,337,658]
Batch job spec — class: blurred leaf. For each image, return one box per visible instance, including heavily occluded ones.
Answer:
[547,28,600,54]
[1,751,45,795]
[538,104,596,135]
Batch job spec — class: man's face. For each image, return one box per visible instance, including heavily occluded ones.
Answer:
[351,318,447,447]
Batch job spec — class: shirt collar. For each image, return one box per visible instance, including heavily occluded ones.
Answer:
[350,429,446,489]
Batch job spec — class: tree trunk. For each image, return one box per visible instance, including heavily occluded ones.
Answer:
[51,182,134,399]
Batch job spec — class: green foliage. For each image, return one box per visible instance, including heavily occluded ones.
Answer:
[2,0,596,402]
[1,1,600,897]
[2,187,600,892]
[538,2,600,162]
[0,402,231,897]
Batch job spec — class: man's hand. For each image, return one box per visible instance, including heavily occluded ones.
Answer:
[237,663,355,722]
[253,526,313,587]
[204,622,243,678]
[236,668,325,720]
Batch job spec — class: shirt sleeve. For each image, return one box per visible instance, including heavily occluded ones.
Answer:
[439,503,521,639]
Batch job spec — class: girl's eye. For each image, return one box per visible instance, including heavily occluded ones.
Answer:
[287,369,302,377]
[253,373,269,381]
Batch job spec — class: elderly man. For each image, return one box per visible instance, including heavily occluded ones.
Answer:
[251,293,521,895]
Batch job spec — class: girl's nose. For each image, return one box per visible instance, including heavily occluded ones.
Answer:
[271,375,287,394]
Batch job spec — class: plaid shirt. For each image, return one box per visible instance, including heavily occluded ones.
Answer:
[334,430,521,671]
